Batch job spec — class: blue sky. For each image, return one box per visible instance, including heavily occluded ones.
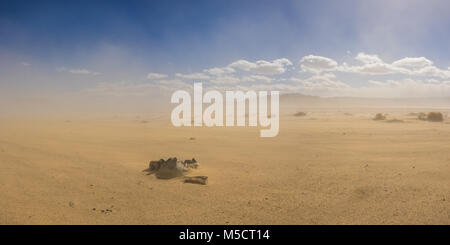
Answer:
[1,0,450,98]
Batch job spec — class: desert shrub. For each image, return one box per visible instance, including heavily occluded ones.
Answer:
[426,112,444,122]
[373,113,386,121]
[294,112,307,117]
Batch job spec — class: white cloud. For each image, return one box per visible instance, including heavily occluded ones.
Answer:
[228,60,257,71]
[147,72,168,80]
[208,74,274,84]
[87,53,450,98]
[209,83,301,93]
[334,54,450,78]
[408,65,450,79]
[203,67,235,76]
[355,53,383,64]
[157,79,191,89]
[368,80,385,86]
[228,58,292,75]
[392,57,433,68]
[358,63,399,74]
[209,75,241,84]
[21,62,31,66]
[300,55,338,73]
[87,80,193,96]
[175,72,210,80]
[70,69,100,75]
[252,58,292,74]
[290,76,450,98]
[244,75,273,83]
[221,52,450,96]
[59,68,101,76]
[338,62,404,75]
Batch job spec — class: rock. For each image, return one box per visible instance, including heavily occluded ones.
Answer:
[146,157,202,179]
[68,201,75,208]
[184,176,208,185]
[155,157,189,179]
[183,158,199,169]
[148,159,164,172]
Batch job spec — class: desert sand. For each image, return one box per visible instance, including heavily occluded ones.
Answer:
[0,107,449,224]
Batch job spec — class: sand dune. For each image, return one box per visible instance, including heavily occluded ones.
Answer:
[0,109,449,224]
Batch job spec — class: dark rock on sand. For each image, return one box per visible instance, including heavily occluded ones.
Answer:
[146,157,201,179]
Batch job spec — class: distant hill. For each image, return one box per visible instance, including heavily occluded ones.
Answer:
[280,93,450,110]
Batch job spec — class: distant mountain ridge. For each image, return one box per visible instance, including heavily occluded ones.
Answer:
[280,93,450,109]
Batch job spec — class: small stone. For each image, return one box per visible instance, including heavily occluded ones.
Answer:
[69,201,75,208]
[184,176,208,185]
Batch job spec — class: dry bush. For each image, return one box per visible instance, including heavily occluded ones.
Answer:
[373,113,386,121]
[294,112,307,117]
[426,112,444,122]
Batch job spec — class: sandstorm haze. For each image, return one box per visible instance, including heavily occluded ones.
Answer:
[0,0,449,225]
[1,0,450,116]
